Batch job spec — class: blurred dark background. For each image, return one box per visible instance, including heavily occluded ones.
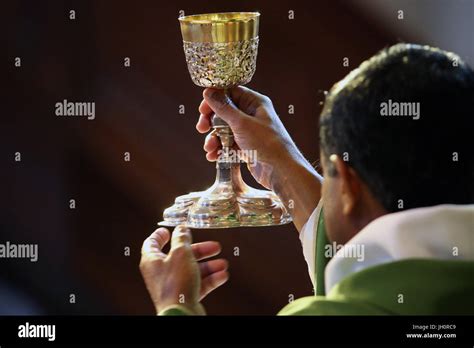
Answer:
[1,0,472,315]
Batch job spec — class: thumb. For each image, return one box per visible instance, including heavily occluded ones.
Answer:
[203,89,249,128]
[170,225,193,252]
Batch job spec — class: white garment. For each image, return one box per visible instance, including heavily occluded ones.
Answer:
[299,200,322,287]
[299,204,474,294]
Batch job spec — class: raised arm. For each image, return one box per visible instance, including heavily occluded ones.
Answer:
[197,87,322,231]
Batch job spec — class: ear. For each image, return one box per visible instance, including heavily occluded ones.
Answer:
[329,154,362,216]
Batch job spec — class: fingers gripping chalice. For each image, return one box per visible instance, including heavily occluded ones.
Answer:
[160,12,291,228]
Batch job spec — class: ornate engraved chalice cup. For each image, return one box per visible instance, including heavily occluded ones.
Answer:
[160,12,291,228]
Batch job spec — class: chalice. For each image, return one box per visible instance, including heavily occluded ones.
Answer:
[160,12,291,228]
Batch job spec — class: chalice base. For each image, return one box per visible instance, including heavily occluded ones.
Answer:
[159,162,291,229]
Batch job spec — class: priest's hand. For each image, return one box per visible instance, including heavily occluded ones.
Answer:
[139,226,229,315]
[197,86,297,190]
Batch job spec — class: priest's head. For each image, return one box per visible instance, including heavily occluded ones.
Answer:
[319,43,474,244]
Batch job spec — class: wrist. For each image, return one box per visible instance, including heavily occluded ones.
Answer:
[270,156,301,200]
[270,149,322,231]
[270,146,314,194]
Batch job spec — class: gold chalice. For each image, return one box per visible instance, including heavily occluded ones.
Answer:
[160,12,291,228]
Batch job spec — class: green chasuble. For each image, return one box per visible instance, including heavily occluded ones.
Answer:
[315,208,330,296]
[160,258,474,315]
[278,258,474,315]
[279,206,474,315]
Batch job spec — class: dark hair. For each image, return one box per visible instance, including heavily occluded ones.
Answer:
[320,43,474,212]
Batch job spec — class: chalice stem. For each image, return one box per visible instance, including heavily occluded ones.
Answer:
[213,89,236,184]
[212,88,234,159]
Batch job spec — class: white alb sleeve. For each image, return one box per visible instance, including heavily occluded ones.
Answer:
[298,200,322,288]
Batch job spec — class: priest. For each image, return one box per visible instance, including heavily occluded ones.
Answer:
[140,44,474,315]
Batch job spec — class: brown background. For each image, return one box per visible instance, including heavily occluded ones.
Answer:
[1,0,447,314]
